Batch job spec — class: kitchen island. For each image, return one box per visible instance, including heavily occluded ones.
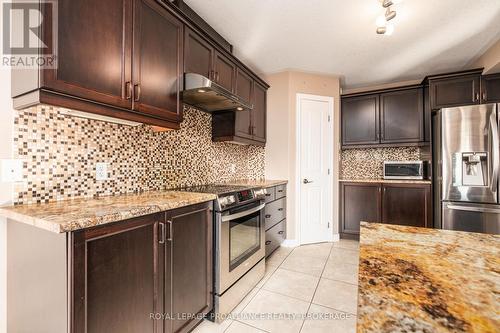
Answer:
[357,222,499,333]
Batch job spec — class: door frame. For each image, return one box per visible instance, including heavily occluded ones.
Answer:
[295,93,334,245]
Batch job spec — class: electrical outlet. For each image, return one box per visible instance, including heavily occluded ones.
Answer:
[95,162,108,181]
[230,164,236,174]
[1,159,24,182]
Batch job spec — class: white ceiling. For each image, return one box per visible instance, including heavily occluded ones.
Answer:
[184,0,500,88]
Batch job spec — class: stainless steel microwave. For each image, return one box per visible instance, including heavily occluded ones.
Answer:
[383,161,427,180]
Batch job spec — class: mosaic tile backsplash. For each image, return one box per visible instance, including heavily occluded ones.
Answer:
[13,105,265,204]
[340,147,421,180]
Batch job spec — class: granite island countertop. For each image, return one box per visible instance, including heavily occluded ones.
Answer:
[0,191,216,233]
[357,222,499,333]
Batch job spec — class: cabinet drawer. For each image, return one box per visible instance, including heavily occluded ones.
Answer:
[265,197,286,230]
[275,185,286,199]
[265,220,285,257]
[264,187,275,203]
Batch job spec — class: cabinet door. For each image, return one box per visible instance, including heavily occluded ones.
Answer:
[132,0,183,122]
[252,82,267,143]
[72,213,162,333]
[166,202,213,333]
[184,28,214,79]
[382,184,431,228]
[380,88,424,144]
[235,68,253,138]
[341,95,380,146]
[481,74,500,103]
[430,74,480,109]
[214,51,236,92]
[42,0,132,109]
[340,183,381,237]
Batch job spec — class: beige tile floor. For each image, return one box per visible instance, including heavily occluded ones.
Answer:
[193,239,360,333]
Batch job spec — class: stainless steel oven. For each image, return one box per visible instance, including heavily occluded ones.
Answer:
[218,200,265,293]
[177,184,267,320]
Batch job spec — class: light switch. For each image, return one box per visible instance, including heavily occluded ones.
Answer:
[96,162,109,181]
[1,159,24,182]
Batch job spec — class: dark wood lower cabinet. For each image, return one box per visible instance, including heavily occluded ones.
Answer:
[340,182,431,238]
[166,203,213,333]
[8,202,213,333]
[340,183,381,239]
[73,203,213,333]
[382,184,431,228]
[72,213,161,333]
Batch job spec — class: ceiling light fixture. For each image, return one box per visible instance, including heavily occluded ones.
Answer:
[382,0,393,8]
[385,8,396,21]
[376,0,399,35]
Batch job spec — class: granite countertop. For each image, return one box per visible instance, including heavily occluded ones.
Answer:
[340,178,432,184]
[357,222,499,333]
[223,179,288,188]
[0,191,216,233]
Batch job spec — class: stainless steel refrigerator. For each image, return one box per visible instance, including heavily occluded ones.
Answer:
[434,103,500,234]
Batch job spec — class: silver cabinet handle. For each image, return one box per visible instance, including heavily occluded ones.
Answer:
[303,179,313,184]
[159,222,166,244]
[167,220,173,242]
[222,203,266,222]
[490,112,499,192]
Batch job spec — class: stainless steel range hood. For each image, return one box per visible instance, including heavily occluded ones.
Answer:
[182,73,253,112]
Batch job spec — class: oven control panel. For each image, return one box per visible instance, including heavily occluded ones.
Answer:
[237,189,254,202]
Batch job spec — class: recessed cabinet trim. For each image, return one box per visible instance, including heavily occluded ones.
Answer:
[429,74,481,109]
[341,94,380,147]
[481,73,500,104]
[380,88,424,144]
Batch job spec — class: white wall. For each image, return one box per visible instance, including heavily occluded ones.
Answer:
[0,64,14,333]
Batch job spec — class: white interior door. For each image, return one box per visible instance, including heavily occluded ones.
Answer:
[297,94,333,244]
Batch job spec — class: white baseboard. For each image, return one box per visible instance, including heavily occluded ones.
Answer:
[281,239,300,248]
[332,233,340,242]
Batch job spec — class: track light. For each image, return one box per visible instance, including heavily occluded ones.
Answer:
[382,0,393,8]
[385,8,396,21]
[376,0,398,35]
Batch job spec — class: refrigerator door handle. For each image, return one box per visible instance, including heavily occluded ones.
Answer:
[446,203,500,214]
[490,111,499,193]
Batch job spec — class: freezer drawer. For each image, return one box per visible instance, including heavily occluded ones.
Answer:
[442,202,500,234]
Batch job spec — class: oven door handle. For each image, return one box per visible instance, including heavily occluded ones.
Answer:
[221,203,266,222]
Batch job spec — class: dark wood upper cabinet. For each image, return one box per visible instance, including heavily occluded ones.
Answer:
[133,0,184,122]
[214,51,236,92]
[234,69,254,139]
[340,182,381,238]
[341,94,380,146]
[429,74,481,109]
[42,0,132,109]
[235,68,254,105]
[380,88,424,144]
[382,184,431,228]
[481,74,500,103]
[72,213,161,333]
[165,203,213,333]
[212,74,267,146]
[252,82,267,143]
[184,27,214,79]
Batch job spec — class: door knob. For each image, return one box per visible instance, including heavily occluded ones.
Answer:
[303,179,313,184]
